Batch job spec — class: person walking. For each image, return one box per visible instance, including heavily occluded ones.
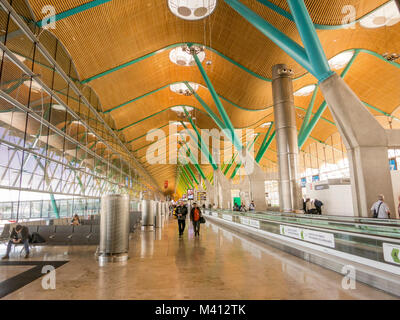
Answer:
[176,201,188,237]
[249,201,256,211]
[2,225,30,259]
[190,202,202,237]
[371,194,391,219]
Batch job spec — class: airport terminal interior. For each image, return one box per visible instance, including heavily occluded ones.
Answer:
[0,0,400,300]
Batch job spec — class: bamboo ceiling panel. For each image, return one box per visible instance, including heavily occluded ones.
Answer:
[344,54,400,113]
[21,0,400,193]
[89,49,273,112]
[111,84,273,131]
[27,0,392,81]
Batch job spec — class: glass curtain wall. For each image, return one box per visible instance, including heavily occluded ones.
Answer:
[0,0,144,220]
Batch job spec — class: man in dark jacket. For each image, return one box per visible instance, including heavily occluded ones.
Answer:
[176,201,188,237]
[314,199,323,215]
[2,225,30,259]
[190,203,202,237]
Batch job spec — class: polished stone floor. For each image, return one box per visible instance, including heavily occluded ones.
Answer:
[0,217,397,300]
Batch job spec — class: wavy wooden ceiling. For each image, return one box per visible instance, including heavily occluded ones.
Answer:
[23,0,400,194]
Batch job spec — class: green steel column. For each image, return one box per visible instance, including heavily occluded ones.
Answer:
[50,194,60,219]
[255,131,276,163]
[298,50,359,148]
[192,52,243,151]
[180,120,218,170]
[298,85,318,138]
[259,122,274,151]
[185,82,225,130]
[181,168,194,189]
[230,164,241,179]
[223,153,238,175]
[179,132,208,181]
[185,164,200,185]
[232,133,263,178]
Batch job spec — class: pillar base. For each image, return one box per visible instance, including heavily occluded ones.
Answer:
[97,252,128,264]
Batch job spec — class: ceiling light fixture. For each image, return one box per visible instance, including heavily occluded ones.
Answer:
[171,121,190,126]
[23,79,42,93]
[328,51,355,70]
[51,104,66,111]
[169,45,205,66]
[168,0,217,21]
[360,1,400,29]
[171,106,194,113]
[382,52,400,61]
[294,84,316,97]
[170,82,199,95]
[260,122,272,128]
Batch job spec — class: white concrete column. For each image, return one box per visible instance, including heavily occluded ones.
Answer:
[215,169,232,209]
[320,73,395,217]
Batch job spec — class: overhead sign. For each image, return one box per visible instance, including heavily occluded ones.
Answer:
[280,225,335,248]
[383,243,400,265]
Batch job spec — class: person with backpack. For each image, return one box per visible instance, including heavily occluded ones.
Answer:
[314,199,323,215]
[176,201,188,237]
[371,194,391,219]
[190,202,202,237]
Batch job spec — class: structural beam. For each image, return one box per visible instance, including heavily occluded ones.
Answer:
[298,85,318,138]
[298,50,359,148]
[192,53,243,151]
[180,118,218,170]
[286,0,333,82]
[255,131,276,163]
[224,0,315,76]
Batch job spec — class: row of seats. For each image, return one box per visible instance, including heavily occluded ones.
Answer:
[0,211,142,246]
[30,225,100,245]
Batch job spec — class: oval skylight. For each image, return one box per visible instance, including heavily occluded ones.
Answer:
[170,82,199,95]
[260,122,272,128]
[360,1,400,29]
[168,0,217,21]
[169,46,205,66]
[294,84,316,97]
[328,51,355,70]
[171,106,194,113]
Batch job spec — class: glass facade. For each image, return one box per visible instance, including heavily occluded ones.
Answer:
[0,0,148,218]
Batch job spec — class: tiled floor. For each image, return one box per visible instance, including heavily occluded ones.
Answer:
[0,266,33,282]
[0,217,397,300]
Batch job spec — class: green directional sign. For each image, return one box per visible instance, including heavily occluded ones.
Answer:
[301,230,304,240]
[392,248,400,263]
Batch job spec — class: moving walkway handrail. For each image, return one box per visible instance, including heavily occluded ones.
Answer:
[208,209,400,240]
